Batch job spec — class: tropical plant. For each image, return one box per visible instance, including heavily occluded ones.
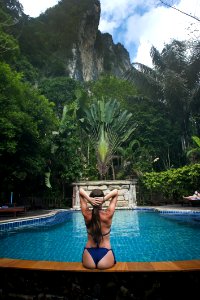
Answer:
[0,62,57,192]
[88,75,138,108]
[0,5,19,62]
[122,95,182,172]
[124,39,200,155]
[38,77,83,117]
[141,163,200,202]
[80,98,136,178]
[48,102,84,191]
[186,136,200,162]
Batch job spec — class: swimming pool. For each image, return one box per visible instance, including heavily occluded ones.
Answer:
[0,209,200,262]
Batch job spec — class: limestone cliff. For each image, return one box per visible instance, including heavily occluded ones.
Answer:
[20,0,131,81]
[67,0,131,81]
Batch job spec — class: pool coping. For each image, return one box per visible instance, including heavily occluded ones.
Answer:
[1,207,200,272]
[0,209,65,224]
[1,206,200,225]
[0,258,200,272]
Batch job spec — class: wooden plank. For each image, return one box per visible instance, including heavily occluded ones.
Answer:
[150,261,181,271]
[1,258,200,272]
[175,259,200,270]
[0,258,18,267]
[126,262,155,272]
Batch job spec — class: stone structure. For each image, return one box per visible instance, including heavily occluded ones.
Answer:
[72,180,137,209]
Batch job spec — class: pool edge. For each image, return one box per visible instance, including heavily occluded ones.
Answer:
[0,258,200,272]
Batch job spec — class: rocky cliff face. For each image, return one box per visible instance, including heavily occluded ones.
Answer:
[20,0,131,81]
[65,0,131,81]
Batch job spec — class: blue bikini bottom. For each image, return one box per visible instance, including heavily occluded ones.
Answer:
[83,247,116,267]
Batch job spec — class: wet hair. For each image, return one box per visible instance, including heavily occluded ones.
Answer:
[87,189,104,246]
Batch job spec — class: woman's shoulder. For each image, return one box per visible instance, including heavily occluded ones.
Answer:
[82,208,92,221]
[100,209,114,220]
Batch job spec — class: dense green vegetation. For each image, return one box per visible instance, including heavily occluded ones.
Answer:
[139,163,200,205]
[124,38,200,203]
[80,98,136,178]
[0,0,199,207]
[0,62,57,202]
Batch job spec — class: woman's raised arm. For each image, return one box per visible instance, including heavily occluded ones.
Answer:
[104,189,118,215]
[104,189,118,202]
[79,188,103,207]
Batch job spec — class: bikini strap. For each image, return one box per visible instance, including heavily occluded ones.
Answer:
[102,228,111,236]
[87,228,111,236]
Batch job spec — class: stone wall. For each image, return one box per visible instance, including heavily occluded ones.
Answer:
[72,180,137,209]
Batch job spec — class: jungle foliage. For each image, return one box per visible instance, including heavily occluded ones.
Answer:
[140,163,200,205]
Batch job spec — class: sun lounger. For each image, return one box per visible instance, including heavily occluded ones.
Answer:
[182,197,200,207]
[189,199,200,206]
[0,206,26,217]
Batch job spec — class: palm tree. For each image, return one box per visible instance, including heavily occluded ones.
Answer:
[44,105,69,189]
[124,39,200,152]
[80,98,136,178]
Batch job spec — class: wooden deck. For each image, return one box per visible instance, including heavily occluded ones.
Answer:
[0,258,200,272]
[0,206,26,217]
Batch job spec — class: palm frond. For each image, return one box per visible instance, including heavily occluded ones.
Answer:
[124,63,163,100]
[192,136,200,148]
[45,172,52,188]
[150,46,166,71]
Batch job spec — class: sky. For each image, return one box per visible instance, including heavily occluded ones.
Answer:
[19,0,200,67]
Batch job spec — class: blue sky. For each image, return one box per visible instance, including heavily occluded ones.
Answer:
[19,0,200,66]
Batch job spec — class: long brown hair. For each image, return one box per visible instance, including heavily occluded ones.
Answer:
[87,189,104,246]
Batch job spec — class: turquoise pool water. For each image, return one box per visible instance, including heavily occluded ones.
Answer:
[0,210,200,262]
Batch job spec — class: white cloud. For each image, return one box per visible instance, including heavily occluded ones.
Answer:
[127,0,200,66]
[99,0,157,33]
[99,19,117,36]
[134,39,154,67]
[99,0,199,66]
[19,0,59,17]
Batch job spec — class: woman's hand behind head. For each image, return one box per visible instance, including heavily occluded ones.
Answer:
[89,197,104,207]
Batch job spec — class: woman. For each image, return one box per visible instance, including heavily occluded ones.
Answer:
[183,190,200,200]
[79,187,118,270]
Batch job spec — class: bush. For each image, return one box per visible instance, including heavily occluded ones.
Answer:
[139,164,200,205]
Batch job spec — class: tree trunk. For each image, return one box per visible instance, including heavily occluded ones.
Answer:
[111,160,115,180]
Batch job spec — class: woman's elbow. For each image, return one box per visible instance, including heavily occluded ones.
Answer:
[114,189,118,195]
[79,187,84,195]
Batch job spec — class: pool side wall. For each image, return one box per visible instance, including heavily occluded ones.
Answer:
[72,180,137,209]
